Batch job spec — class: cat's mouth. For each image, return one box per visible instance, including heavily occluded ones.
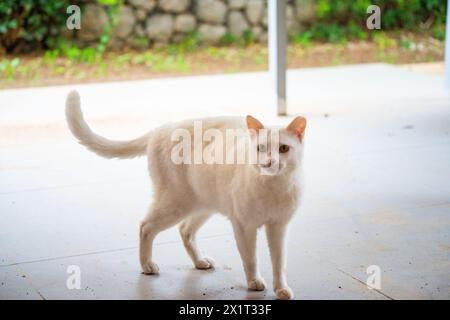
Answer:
[258,160,284,176]
[260,162,271,168]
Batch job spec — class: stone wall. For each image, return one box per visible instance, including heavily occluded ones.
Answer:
[76,0,315,49]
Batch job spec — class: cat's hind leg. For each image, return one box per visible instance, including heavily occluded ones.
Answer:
[139,201,190,275]
[179,212,215,270]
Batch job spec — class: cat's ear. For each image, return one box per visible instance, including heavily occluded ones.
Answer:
[246,115,264,133]
[287,116,307,141]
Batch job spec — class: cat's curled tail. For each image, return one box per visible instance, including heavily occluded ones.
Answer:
[65,90,150,159]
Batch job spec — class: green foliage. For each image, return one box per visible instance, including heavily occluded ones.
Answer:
[40,0,121,65]
[167,32,200,54]
[0,0,71,52]
[179,32,201,52]
[242,30,255,46]
[432,25,446,41]
[131,36,150,50]
[347,21,367,40]
[125,51,189,73]
[0,0,122,54]
[96,1,122,54]
[294,31,313,47]
[311,23,346,43]
[311,0,446,29]
[151,55,190,73]
[0,57,20,79]
[42,38,102,65]
[373,32,396,49]
[220,30,254,47]
[220,33,238,46]
[399,38,414,50]
[296,0,447,43]
[97,0,120,5]
[316,0,332,18]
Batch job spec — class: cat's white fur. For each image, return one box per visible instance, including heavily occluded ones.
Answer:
[65,90,306,300]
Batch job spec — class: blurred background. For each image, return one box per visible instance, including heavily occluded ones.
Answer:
[0,0,447,88]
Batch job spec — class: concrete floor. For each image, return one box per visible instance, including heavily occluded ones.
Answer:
[0,63,449,300]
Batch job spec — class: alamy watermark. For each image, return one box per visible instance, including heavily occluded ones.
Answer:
[65,4,382,32]
[66,265,81,290]
[367,5,381,30]
[66,5,81,30]
[366,265,381,290]
[170,122,280,166]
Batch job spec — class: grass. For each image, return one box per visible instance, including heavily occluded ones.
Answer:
[0,31,445,89]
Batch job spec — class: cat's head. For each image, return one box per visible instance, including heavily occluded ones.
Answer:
[246,115,307,176]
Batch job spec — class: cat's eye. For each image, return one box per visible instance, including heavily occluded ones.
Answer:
[257,144,267,152]
[279,145,290,153]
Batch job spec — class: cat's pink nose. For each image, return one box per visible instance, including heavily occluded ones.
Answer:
[261,160,272,168]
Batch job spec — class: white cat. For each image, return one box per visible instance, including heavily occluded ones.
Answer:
[65,91,306,300]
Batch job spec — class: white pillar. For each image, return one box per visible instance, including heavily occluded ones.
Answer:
[269,0,287,115]
[445,0,450,88]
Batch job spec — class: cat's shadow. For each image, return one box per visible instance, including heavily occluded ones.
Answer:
[134,265,268,300]
[134,265,215,299]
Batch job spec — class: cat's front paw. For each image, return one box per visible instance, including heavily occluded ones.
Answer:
[248,278,267,291]
[195,257,215,270]
[141,261,159,275]
[275,287,294,300]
